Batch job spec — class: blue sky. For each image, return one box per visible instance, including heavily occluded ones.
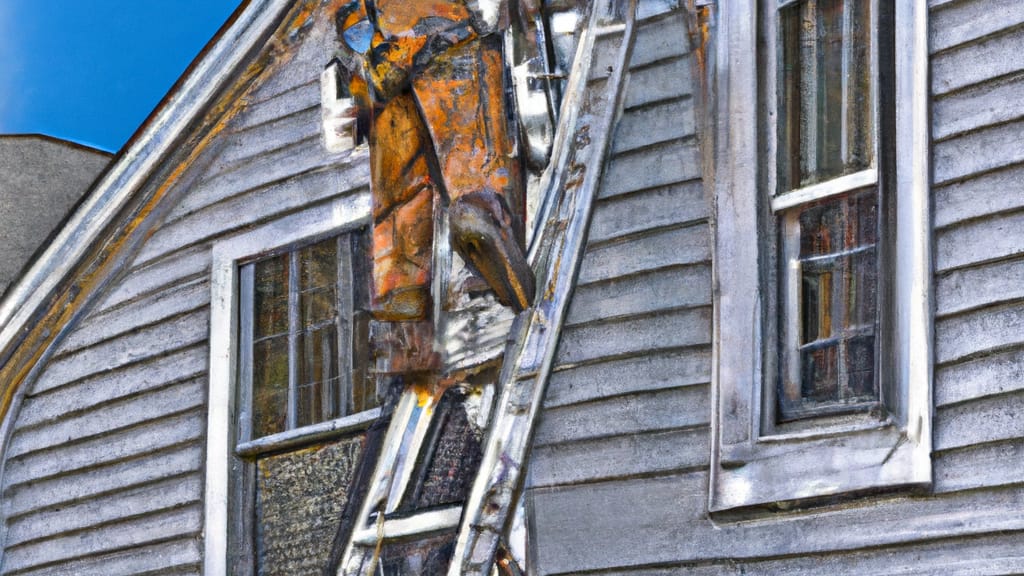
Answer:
[0,1,241,153]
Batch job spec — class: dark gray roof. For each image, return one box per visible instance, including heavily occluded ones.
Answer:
[0,135,111,298]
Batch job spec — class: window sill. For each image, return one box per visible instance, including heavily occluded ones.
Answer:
[236,408,380,457]
[711,423,930,513]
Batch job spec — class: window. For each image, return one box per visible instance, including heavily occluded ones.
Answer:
[772,0,887,425]
[709,1,932,512]
[236,232,376,445]
[204,193,377,575]
[232,231,378,574]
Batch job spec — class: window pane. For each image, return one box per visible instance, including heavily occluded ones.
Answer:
[780,190,879,420]
[378,531,457,576]
[297,327,339,428]
[779,0,872,192]
[296,238,341,428]
[299,238,338,326]
[254,254,290,339]
[253,335,289,437]
[800,343,839,404]
[397,387,485,512]
[255,437,363,575]
[350,310,377,413]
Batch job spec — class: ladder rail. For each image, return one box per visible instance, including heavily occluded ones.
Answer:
[450,1,640,573]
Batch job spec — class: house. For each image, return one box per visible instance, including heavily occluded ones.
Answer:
[0,0,1021,574]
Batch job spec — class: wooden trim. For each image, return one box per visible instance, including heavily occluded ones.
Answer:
[206,193,370,576]
[236,409,379,457]
[770,168,878,212]
[709,0,932,513]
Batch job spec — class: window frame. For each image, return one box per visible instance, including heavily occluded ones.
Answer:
[235,230,375,451]
[204,190,377,575]
[769,0,891,428]
[708,0,932,513]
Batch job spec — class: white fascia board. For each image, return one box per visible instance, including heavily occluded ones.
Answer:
[0,0,290,355]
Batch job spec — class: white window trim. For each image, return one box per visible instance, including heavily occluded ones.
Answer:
[204,189,372,575]
[709,0,932,512]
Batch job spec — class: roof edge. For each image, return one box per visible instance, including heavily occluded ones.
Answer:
[0,0,292,350]
[0,134,114,158]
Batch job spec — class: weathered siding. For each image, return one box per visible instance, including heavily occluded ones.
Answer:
[528,2,1024,574]
[527,0,715,560]
[929,0,1024,528]
[0,6,369,573]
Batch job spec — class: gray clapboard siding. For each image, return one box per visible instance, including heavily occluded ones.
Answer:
[629,10,691,66]
[555,307,712,367]
[612,97,695,154]
[234,79,320,131]
[544,348,711,408]
[933,118,1024,186]
[588,180,707,244]
[56,278,209,356]
[935,346,1024,407]
[243,21,336,107]
[936,257,1024,317]
[214,103,321,168]
[529,428,708,488]
[932,71,1024,142]
[161,131,360,225]
[532,472,1024,575]
[14,345,206,430]
[30,308,208,395]
[92,246,211,315]
[587,11,687,81]
[137,163,367,266]
[934,391,1024,452]
[3,410,203,488]
[566,264,710,326]
[935,209,1024,273]
[601,138,701,198]
[934,301,1024,364]
[934,439,1024,494]
[624,56,693,109]
[4,474,202,548]
[932,163,1024,230]
[4,444,202,518]
[577,223,709,284]
[931,23,1024,96]
[534,385,708,447]
[6,539,200,576]
[1,505,202,575]
[931,0,1024,54]
[6,378,204,460]
[584,533,1024,576]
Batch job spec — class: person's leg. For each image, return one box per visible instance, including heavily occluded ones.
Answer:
[412,37,535,311]
[369,92,437,321]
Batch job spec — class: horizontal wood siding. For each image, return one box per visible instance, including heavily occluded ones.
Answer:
[529,5,715,571]
[0,8,368,574]
[529,1,1024,574]
[930,0,1024,538]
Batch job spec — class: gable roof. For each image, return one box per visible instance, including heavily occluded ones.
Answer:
[0,0,319,421]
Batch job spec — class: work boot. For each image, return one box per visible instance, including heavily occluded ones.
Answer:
[449,191,536,311]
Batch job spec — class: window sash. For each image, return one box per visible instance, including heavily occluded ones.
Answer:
[772,0,880,199]
[768,0,884,426]
[237,233,365,448]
